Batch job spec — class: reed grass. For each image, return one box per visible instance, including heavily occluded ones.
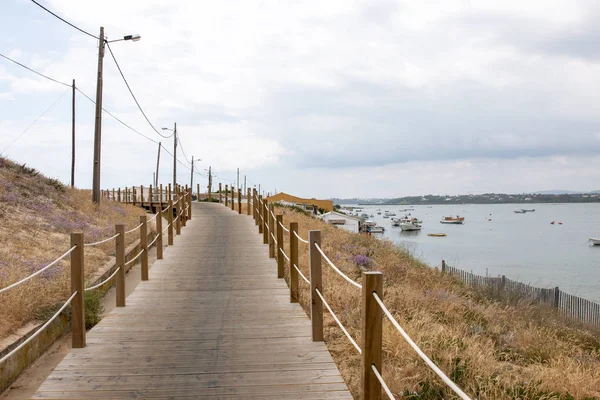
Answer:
[274,206,600,399]
[0,157,155,340]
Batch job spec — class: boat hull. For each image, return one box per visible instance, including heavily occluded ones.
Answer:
[590,238,600,245]
[400,223,421,231]
[440,220,463,224]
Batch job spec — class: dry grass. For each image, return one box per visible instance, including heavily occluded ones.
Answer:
[272,206,600,399]
[0,157,155,340]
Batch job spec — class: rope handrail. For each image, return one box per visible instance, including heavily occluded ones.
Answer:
[148,233,159,248]
[85,267,121,291]
[293,230,309,244]
[125,222,143,234]
[371,365,395,400]
[147,212,159,222]
[84,233,120,247]
[0,291,77,365]
[294,264,310,284]
[124,249,145,267]
[314,287,362,354]
[270,209,276,220]
[372,292,472,400]
[270,232,277,244]
[313,243,362,289]
[278,220,290,233]
[0,245,77,294]
[279,247,290,262]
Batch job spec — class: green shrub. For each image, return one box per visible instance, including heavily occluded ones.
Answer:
[84,290,104,329]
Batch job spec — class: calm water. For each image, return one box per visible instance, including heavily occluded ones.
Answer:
[349,203,600,302]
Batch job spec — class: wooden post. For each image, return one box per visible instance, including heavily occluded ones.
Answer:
[168,183,172,202]
[112,188,115,201]
[132,187,136,206]
[247,188,251,216]
[140,185,144,204]
[238,188,242,214]
[115,224,125,307]
[156,210,163,260]
[268,204,275,258]
[175,196,182,235]
[254,190,259,224]
[258,195,264,233]
[309,230,323,341]
[181,190,187,227]
[219,183,222,203]
[362,272,384,400]
[187,188,192,220]
[441,259,446,273]
[290,222,299,303]
[197,183,200,201]
[70,232,85,348]
[262,200,269,244]
[140,215,148,281]
[276,215,284,278]
[168,199,174,245]
[231,186,235,211]
[149,185,154,213]
[225,185,228,207]
[159,184,164,210]
[117,188,121,202]
[554,286,560,309]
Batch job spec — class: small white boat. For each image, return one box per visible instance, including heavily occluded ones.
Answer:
[370,226,385,233]
[514,210,526,214]
[400,222,421,231]
[589,238,600,245]
[440,219,464,225]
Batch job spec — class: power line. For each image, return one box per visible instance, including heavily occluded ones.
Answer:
[176,134,192,165]
[1,89,70,155]
[0,52,71,88]
[30,0,98,40]
[105,43,173,139]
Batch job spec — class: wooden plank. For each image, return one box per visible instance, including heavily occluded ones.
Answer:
[33,202,351,399]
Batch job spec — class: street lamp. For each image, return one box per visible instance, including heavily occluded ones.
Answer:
[92,27,141,204]
[161,124,177,192]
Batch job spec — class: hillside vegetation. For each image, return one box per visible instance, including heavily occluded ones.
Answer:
[273,206,600,399]
[0,157,153,340]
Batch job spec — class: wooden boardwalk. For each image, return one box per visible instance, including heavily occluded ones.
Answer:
[32,203,352,399]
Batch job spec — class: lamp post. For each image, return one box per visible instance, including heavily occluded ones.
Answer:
[161,124,177,193]
[91,28,141,204]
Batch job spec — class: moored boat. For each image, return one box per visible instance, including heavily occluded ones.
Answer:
[428,233,447,237]
[443,215,464,222]
[370,226,385,233]
[514,210,526,214]
[440,219,464,224]
[400,221,421,231]
[589,238,600,245]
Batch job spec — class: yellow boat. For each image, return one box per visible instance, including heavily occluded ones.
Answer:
[427,233,447,237]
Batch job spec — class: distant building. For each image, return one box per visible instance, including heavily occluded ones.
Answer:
[320,211,361,233]
[266,192,333,213]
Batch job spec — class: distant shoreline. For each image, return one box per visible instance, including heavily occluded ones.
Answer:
[352,201,600,206]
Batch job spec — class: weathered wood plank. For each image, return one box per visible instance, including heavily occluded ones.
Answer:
[32,202,351,399]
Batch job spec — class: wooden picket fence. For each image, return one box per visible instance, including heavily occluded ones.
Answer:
[442,261,600,329]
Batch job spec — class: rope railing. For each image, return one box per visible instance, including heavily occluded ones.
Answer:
[313,243,362,289]
[294,264,310,284]
[278,220,290,233]
[372,292,472,400]
[0,246,77,294]
[124,248,145,267]
[314,287,362,354]
[0,291,77,365]
[85,267,121,292]
[147,212,159,222]
[371,365,395,400]
[279,247,290,262]
[125,222,143,234]
[84,233,120,247]
[270,231,277,244]
[148,233,160,248]
[293,230,309,244]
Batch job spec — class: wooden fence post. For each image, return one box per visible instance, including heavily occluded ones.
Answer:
[176,196,182,235]
[159,184,164,210]
[181,190,187,227]
[554,287,560,309]
[268,204,275,258]
[168,199,174,245]
[276,215,284,278]
[290,222,299,303]
[156,210,163,260]
[254,190,259,224]
[168,183,172,202]
[238,188,242,214]
[309,230,323,341]
[118,188,121,202]
[258,195,263,232]
[362,272,383,400]
[140,215,148,281]
[149,185,154,213]
[247,188,251,216]
[225,185,228,207]
[188,188,192,220]
[140,185,145,204]
[132,187,136,206]
[441,259,446,273]
[197,183,200,201]
[70,232,85,348]
[231,187,235,211]
[219,183,222,204]
[115,224,125,307]
[262,200,269,244]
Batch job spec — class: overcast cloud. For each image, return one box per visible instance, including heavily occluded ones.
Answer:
[1,0,600,198]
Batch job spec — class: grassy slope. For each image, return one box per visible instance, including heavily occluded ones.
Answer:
[0,157,153,339]
[274,206,600,399]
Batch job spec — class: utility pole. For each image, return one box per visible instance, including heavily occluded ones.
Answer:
[155,142,161,187]
[173,122,177,192]
[71,79,75,188]
[190,155,195,194]
[92,26,105,203]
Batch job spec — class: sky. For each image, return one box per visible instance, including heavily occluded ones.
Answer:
[1,0,600,199]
